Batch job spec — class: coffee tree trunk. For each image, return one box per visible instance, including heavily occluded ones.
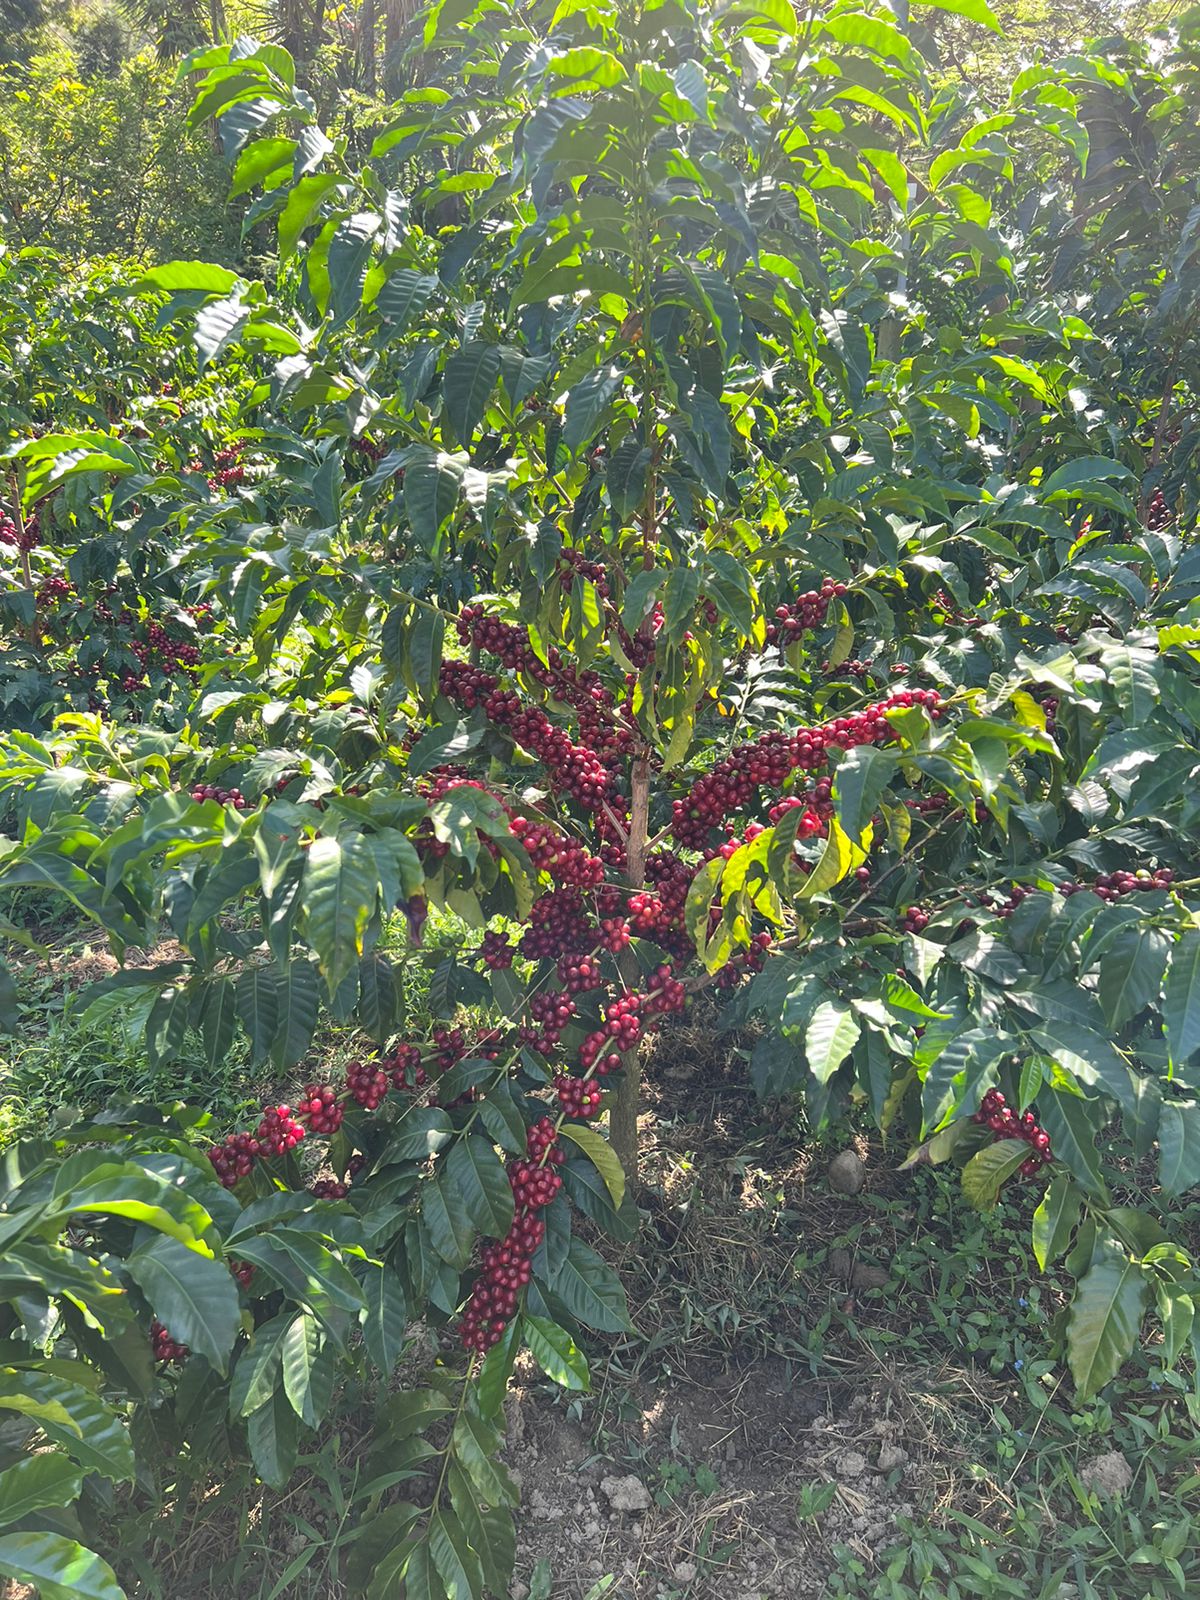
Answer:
[610,756,651,1177]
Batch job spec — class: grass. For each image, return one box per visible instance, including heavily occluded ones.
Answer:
[0,901,481,1148]
[4,930,1200,1598]
[1,933,256,1142]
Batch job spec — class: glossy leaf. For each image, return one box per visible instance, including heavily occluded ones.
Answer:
[445,1136,514,1240]
[126,1237,241,1375]
[549,1239,633,1334]
[1032,1174,1081,1271]
[556,1123,624,1207]
[1067,1242,1148,1400]
[0,1533,125,1600]
[521,1315,590,1391]
[1164,931,1200,1065]
[0,1453,84,1528]
[1158,1100,1200,1197]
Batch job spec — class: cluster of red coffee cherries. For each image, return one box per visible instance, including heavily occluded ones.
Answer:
[27,577,205,696]
[256,1105,307,1156]
[442,658,619,812]
[151,1319,188,1364]
[1145,487,1172,532]
[346,1059,389,1109]
[510,816,605,887]
[520,991,577,1054]
[767,779,834,837]
[207,1102,309,1185]
[128,619,201,679]
[555,1075,603,1117]
[972,1088,1053,1179]
[559,548,610,598]
[189,781,249,809]
[557,952,604,994]
[207,1129,262,1187]
[451,603,639,777]
[479,929,514,969]
[1060,868,1174,901]
[765,578,848,643]
[188,443,247,491]
[671,688,943,848]
[823,657,873,679]
[0,510,38,550]
[206,1041,480,1189]
[460,1117,565,1353]
[37,576,72,607]
[385,1041,427,1091]
[298,1083,344,1133]
[520,886,597,959]
[966,883,1034,919]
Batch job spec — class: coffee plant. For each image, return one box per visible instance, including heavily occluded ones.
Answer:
[6,1,1200,1594]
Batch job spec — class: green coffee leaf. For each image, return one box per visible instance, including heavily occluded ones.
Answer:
[126,1237,241,1375]
[0,1532,125,1600]
[1067,1241,1147,1400]
[521,1315,590,1391]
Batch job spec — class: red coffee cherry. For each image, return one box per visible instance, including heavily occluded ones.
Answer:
[555,1075,603,1119]
[207,1129,260,1187]
[971,1087,1053,1184]
[151,1319,189,1364]
[387,1042,427,1091]
[256,1105,306,1156]
[346,1061,388,1110]
[298,1082,344,1133]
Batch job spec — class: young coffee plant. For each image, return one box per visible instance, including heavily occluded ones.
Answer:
[7,2,1200,1595]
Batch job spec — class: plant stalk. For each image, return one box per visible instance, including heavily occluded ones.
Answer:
[609,755,650,1179]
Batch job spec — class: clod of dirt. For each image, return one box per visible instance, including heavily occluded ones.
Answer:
[599,1474,652,1512]
[851,1263,889,1290]
[1079,1451,1133,1497]
[673,1561,698,1583]
[828,1247,852,1281]
[877,1443,908,1472]
[510,1584,530,1600]
[828,1150,866,1194]
[834,1448,867,1479]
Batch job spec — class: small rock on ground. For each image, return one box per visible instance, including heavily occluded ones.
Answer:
[851,1263,890,1290]
[828,1150,866,1194]
[1079,1451,1133,1497]
[600,1473,652,1512]
[835,1448,867,1479]
[877,1443,908,1472]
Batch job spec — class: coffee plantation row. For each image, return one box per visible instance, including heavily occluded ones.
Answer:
[4,1,1200,1594]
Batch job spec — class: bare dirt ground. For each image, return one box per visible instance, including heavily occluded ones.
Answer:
[505,1352,929,1599]
[495,1015,1020,1600]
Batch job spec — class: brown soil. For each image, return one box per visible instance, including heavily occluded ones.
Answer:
[505,1352,921,1598]
[490,1016,1007,1599]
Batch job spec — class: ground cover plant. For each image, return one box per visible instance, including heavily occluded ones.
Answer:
[5,0,1200,1595]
